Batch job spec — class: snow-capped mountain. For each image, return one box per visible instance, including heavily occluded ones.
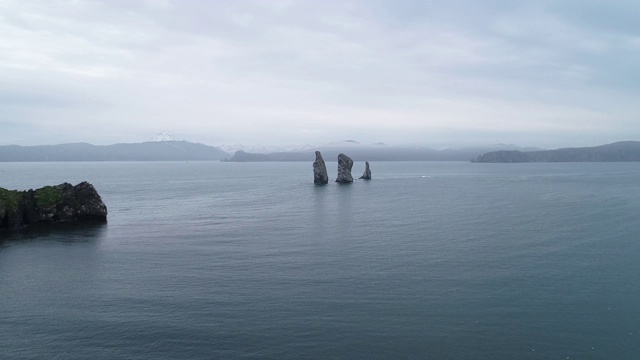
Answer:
[147,131,180,142]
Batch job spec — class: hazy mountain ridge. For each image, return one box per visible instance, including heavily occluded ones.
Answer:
[10,138,629,163]
[223,143,543,162]
[472,141,640,162]
[217,144,315,154]
[0,141,230,161]
[217,140,387,154]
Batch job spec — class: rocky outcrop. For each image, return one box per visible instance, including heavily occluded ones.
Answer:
[335,153,354,183]
[313,151,328,184]
[0,182,107,230]
[359,161,371,180]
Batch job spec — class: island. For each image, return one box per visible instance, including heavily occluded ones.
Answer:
[0,182,107,230]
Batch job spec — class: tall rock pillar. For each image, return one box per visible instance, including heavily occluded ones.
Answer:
[335,153,354,183]
[313,151,329,184]
[360,161,371,180]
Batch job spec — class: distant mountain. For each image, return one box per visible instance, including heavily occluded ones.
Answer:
[217,144,315,154]
[0,141,230,161]
[222,142,541,162]
[321,140,363,148]
[219,141,394,155]
[472,141,640,163]
[147,131,180,142]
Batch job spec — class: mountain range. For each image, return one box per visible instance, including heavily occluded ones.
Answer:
[0,141,229,161]
[5,139,638,163]
[0,139,543,162]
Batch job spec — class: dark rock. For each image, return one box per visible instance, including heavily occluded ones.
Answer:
[360,161,371,180]
[64,182,108,220]
[0,188,24,229]
[0,182,107,230]
[313,151,329,185]
[335,153,354,183]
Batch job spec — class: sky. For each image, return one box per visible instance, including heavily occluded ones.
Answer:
[1,0,640,148]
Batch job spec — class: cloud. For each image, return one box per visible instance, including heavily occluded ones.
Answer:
[1,0,639,146]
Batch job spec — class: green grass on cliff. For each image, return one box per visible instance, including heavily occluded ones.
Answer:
[0,188,21,212]
[34,186,62,209]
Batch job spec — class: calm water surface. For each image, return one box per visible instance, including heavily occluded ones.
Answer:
[1,161,640,359]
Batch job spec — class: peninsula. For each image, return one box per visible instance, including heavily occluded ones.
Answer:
[472,141,640,163]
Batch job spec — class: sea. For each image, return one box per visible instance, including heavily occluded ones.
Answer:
[1,161,639,359]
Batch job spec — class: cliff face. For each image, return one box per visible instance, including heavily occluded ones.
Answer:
[0,182,107,230]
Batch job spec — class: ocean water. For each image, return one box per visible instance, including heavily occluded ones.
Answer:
[1,161,640,359]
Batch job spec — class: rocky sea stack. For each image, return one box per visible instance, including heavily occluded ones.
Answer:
[360,161,371,180]
[313,151,329,185]
[335,153,354,183]
[0,181,107,230]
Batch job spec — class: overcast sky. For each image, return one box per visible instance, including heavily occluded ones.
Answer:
[2,0,640,147]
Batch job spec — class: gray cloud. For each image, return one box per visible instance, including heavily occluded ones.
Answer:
[1,0,639,147]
